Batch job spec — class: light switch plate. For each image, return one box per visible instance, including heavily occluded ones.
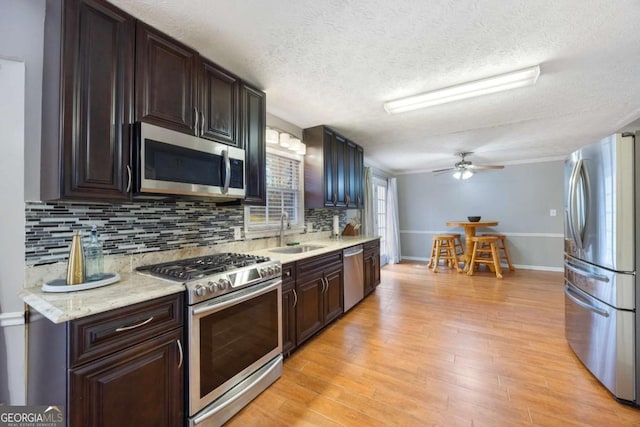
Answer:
[233,226,242,240]
[549,209,557,217]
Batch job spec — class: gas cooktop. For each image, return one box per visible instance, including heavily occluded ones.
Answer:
[138,253,271,281]
[136,253,281,304]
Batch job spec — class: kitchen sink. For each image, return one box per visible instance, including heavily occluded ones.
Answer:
[269,244,325,254]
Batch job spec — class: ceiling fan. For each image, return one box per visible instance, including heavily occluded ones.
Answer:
[432,152,504,179]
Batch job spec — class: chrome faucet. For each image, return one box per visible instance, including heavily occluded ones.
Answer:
[279,211,290,247]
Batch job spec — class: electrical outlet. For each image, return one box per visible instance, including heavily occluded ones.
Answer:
[549,209,557,217]
[233,226,242,240]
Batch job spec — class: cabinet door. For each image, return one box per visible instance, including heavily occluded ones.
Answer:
[345,141,358,208]
[363,250,376,296]
[355,145,364,208]
[59,0,134,200]
[241,82,267,205]
[282,281,297,355]
[323,267,344,324]
[296,277,325,345]
[69,329,183,427]
[135,21,198,135]
[323,131,347,207]
[200,60,239,145]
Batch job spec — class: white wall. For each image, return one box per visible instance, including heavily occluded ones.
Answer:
[0,0,46,404]
[396,160,565,270]
[0,59,26,404]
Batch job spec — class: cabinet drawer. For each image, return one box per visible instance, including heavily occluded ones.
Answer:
[69,293,183,367]
[364,240,380,251]
[296,251,343,279]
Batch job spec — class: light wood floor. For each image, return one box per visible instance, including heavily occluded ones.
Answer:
[227,262,640,426]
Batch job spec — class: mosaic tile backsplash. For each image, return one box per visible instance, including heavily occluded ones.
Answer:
[25,201,348,266]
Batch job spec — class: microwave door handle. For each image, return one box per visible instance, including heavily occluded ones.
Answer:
[222,149,231,194]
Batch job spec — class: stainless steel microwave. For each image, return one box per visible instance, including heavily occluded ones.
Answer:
[132,122,245,200]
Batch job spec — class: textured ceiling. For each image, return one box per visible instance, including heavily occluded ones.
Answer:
[111,0,640,174]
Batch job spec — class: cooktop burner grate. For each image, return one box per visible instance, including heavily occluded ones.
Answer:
[141,253,271,281]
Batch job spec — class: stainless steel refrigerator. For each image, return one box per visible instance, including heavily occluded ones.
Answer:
[564,132,639,405]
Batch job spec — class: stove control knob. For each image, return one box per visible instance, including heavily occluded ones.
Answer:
[274,265,281,274]
[194,284,206,297]
[267,266,275,275]
[206,281,216,293]
[217,279,229,290]
[259,268,268,277]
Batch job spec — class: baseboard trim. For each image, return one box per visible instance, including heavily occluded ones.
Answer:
[400,256,563,272]
[0,311,25,327]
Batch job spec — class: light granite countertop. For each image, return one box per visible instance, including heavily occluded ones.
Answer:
[21,234,380,324]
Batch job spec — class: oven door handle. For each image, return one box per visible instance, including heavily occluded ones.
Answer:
[192,279,282,316]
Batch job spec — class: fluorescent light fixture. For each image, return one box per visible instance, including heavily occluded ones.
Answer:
[452,169,474,180]
[383,65,540,114]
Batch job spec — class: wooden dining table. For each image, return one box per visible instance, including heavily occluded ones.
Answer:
[445,220,498,266]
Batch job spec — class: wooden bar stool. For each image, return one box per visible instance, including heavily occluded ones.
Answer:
[481,233,515,271]
[450,233,464,257]
[467,236,502,279]
[428,235,462,273]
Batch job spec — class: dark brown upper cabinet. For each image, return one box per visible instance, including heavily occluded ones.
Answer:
[40,0,134,201]
[200,60,240,146]
[303,125,364,209]
[345,141,364,208]
[241,82,267,205]
[135,21,198,135]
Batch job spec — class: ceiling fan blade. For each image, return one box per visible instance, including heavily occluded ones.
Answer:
[468,164,504,170]
[432,167,455,173]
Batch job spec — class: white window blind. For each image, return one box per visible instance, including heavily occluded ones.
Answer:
[246,151,303,231]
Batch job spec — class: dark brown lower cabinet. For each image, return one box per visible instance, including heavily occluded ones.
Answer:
[27,293,184,427]
[294,252,344,347]
[69,329,183,427]
[281,263,297,355]
[364,239,381,296]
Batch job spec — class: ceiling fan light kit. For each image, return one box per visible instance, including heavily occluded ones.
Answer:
[453,169,474,180]
[383,65,541,114]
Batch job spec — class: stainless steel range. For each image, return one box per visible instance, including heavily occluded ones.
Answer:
[137,253,283,427]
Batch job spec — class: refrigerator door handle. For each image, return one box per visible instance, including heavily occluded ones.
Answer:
[564,283,610,318]
[564,260,610,283]
[568,159,587,249]
[567,160,580,248]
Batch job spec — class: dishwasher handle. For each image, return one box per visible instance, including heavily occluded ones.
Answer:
[343,245,363,257]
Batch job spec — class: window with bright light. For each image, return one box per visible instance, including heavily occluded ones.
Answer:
[373,179,388,265]
[245,149,304,235]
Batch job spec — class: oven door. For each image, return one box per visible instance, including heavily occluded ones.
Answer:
[188,278,282,416]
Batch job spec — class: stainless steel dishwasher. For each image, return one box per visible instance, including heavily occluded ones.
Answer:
[343,245,364,312]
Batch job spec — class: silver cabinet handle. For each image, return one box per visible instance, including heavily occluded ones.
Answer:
[115,316,154,332]
[194,107,199,136]
[222,149,231,194]
[292,289,298,308]
[345,194,350,205]
[177,339,183,369]
[126,165,132,193]
[200,111,205,136]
